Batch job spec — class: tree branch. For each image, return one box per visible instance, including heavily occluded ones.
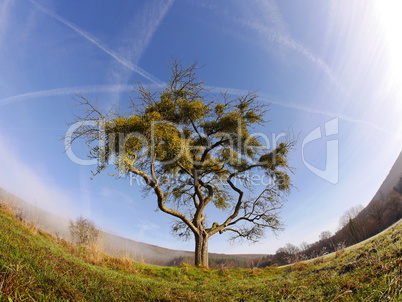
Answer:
[128,166,198,234]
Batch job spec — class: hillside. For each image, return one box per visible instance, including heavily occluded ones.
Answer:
[0,188,264,268]
[373,150,402,200]
[2,149,402,270]
[1,203,401,301]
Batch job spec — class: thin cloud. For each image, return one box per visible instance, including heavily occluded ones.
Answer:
[108,0,174,104]
[207,85,401,139]
[221,1,343,91]
[136,219,160,239]
[0,84,134,107]
[2,83,399,139]
[28,0,163,85]
[249,20,342,89]
[255,0,289,37]
[119,0,174,65]
[0,0,13,43]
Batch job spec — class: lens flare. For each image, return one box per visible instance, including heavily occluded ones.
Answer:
[373,0,402,137]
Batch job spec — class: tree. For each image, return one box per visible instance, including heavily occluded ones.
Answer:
[319,230,332,241]
[367,199,384,232]
[338,205,365,243]
[69,216,100,247]
[384,190,402,224]
[276,243,300,264]
[279,243,300,255]
[299,241,310,252]
[393,173,402,195]
[65,60,293,267]
[338,205,363,229]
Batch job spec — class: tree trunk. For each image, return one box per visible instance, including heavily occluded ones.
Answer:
[194,231,209,267]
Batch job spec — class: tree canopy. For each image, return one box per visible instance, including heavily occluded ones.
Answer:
[66,59,294,267]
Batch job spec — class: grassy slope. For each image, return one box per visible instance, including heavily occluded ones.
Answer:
[0,206,401,301]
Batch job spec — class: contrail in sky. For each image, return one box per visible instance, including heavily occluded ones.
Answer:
[106,0,174,104]
[207,85,401,139]
[223,0,344,93]
[0,84,133,107]
[1,84,399,139]
[28,0,163,85]
[118,0,174,66]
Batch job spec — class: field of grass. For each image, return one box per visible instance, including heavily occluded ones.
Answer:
[0,203,401,301]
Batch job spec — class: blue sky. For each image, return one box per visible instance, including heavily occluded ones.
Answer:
[1,0,402,254]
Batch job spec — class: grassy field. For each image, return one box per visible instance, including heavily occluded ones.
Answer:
[0,204,401,301]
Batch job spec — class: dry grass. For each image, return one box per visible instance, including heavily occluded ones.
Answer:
[0,198,39,235]
[1,199,401,301]
[85,239,105,265]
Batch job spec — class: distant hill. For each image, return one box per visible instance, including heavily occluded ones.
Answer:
[373,150,402,200]
[0,188,263,267]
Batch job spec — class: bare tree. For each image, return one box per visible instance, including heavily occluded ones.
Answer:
[368,199,383,227]
[339,205,365,243]
[319,230,332,241]
[276,243,301,264]
[393,173,402,195]
[69,216,100,247]
[299,241,310,252]
[338,205,364,229]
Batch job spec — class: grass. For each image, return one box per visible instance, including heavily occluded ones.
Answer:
[0,203,401,301]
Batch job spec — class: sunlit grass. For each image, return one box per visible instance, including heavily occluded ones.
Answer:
[0,202,401,301]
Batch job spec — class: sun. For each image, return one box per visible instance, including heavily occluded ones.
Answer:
[372,0,402,137]
[373,1,402,80]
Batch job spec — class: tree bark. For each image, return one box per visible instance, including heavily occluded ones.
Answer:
[194,231,209,267]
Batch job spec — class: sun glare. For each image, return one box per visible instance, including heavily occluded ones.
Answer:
[373,0,402,136]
